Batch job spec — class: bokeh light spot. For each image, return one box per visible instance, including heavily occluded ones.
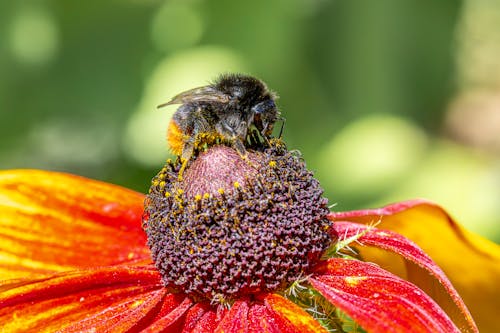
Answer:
[7,6,59,66]
[319,115,428,198]
[123,46,248,167]
[150,1,204,52]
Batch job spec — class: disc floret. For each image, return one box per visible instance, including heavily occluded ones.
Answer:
[143,143,332,303]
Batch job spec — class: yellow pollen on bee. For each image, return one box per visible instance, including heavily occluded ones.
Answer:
[345,276,366,287]
[167,121,186,156]
[269,160,277,168]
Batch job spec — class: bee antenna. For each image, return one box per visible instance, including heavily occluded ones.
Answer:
[278,117,286,138]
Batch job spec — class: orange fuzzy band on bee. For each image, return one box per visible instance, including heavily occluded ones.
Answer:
[167,120,188,156]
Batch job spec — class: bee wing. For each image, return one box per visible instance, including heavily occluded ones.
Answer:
[157,86,230,108]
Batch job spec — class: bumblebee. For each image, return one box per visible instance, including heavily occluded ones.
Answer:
[159,74,281,165]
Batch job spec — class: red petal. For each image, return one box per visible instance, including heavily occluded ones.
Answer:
[208,296,329,333]
[333,221,477,332]
[180,303,210,332]
[331,199,432,221]
[214,300,249,332]
[0,265,174,332]
[310,258,460,333]
[141,297,193,333]
[60,289,166,332]
[330,199,497,332]
[247,303,281,333]
[189,310,219,333]
[0,169,149,279]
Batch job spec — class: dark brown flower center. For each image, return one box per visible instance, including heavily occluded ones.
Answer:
[142,144,332,303]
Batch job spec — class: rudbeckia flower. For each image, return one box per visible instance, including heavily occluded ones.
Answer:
[0,142,496,332]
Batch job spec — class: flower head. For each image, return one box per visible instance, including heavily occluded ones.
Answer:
[144,144,331,303]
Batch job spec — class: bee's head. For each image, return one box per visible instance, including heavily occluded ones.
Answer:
[251,97,280,136]
[213,73,281,137]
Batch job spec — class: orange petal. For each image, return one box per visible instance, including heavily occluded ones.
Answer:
[0,169,149,279]
[264,293,329,333]
[0,265,187,332]
[330,199,500,332]
[332,221,477,332]
[310,258,460,333]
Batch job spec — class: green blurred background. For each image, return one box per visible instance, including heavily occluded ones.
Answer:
[1,0,499,242]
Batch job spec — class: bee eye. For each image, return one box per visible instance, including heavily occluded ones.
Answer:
[251,100,275,114]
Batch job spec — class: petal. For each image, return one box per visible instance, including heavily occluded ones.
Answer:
[310,258,460,333]
[60,289,166,332]
[180,303,211,332]
[264,293,329,333]
[208,295,329,333]
[141,297,194,333]
[333,221,477,333]
[247,303,281,333]
[0,265,182,332]
[214,300,249,332]
[213,301,276,333]
[329,199,500,332]
[0,169,149,279]
[189,309,220,333]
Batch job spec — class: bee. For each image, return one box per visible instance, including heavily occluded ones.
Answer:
[158,74,281,169]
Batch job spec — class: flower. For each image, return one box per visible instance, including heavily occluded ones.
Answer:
[0,143,496,332]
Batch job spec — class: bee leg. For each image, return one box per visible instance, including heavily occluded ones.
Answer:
[233,138,261,169]
[232,139,247,159]
[248,128,260,147]
[261,133,271,147]
[178,159,187,181]
[178,142,194,181]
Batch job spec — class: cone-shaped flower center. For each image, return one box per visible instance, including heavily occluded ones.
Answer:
[143,144,332,303]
